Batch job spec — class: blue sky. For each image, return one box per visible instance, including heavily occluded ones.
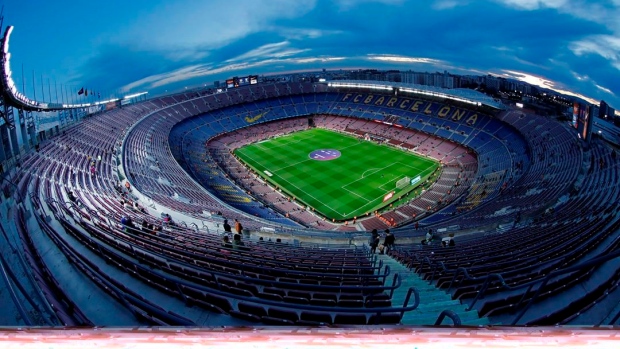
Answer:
[3,0,619,109]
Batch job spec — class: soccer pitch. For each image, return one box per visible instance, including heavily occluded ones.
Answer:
[233,128,440,221]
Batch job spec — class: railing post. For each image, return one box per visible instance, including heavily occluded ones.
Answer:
[434,309,462,326]
[511,277,551,325]
[447,266,469,291]
[467,273,504,311]
[382,264,390,285]
[400,287,420,318]
[389,272,399,299]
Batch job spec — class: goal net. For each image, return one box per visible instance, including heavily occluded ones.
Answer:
[396,176,411,189]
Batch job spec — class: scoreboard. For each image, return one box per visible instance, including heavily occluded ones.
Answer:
[226,75,259,88]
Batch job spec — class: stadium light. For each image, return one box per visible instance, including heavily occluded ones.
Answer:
[3,26,12,54]
[123,92,148,99]
[400,87,482,106]
[328,82,393,91]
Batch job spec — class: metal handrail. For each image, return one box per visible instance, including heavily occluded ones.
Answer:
[0,249,32,325]
[406,230,620,325]
[510,248,620,325]
[434,309,462,326]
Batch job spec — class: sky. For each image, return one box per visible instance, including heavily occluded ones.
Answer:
[2,0,619,109]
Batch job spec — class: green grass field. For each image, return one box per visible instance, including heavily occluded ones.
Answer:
[234,128,439,221]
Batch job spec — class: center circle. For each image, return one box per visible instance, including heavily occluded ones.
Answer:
[309,149,341,161]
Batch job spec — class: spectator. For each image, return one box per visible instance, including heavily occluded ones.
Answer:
[439,233,455,247]
[233,234,249,251]
[161,213,172,224]
[234,219,243,234]
[223,219,232,233]
[369,229,380,254]
[125,181,131,192]
[222,236,233,249]
[383,229,395,254]
[134,202,146,214]
[120,216,134,232]
[426,229,433,244]
[67,190,81,207]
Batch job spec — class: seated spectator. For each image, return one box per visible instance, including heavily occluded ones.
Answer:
[441,233,456,247]
[425,229,433,244]
[67,190,81,207]
[233,234,249,251]
[120,216,134,232]
[222,236,233,249]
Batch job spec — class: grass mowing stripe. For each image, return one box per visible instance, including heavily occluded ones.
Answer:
[234,128,439,221]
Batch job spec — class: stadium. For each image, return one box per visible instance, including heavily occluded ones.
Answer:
[0,12,620,341]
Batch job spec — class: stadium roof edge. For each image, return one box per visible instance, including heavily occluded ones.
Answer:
[325,80,505,110]
[0,25,144,112]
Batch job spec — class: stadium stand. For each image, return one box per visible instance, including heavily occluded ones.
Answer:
[2,79,620,328]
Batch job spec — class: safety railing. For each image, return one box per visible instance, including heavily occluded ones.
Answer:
[434,309,462,326]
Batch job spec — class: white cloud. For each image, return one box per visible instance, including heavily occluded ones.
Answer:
[494,0,620,31]
[121,55,347,91]
[495,0,569,10]
[118,0,316,59]
[225,42,310,63]
[432,0,466,10]
[500,70,600,104]
[570,35,620,71]
[595,84,615,96]
[274,28,344,40]
[570,71,589,81]
[366,54,443,64]
[292,56,346,63]
[335,0,405,10]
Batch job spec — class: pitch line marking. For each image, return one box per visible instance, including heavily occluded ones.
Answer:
[341,162,436,215]
[270,136,364,173]
[343,162,426,189]
[236,150,344,217]
[361,168,381,178]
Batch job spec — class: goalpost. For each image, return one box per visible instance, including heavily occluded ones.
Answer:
[396,176,411,189]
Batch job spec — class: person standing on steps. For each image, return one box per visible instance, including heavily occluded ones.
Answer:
[383,229,395,254]
[223,219,232,234]
[234,219,243,234]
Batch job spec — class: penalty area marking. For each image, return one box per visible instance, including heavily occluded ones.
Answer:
[361,168,380,178]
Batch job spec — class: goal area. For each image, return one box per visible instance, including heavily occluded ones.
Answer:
[396,176,411,189]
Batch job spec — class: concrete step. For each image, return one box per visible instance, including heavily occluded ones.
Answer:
[374,253,491,326]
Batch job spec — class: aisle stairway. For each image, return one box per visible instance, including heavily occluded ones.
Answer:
[375,253,491,326]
